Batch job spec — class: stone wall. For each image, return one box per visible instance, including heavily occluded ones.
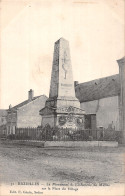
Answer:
[17,96,47,128]
[0,110,7,126]
[81,96,119,130]
[117,57,125,143]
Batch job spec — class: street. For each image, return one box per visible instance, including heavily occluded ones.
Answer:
[0,141,124,185]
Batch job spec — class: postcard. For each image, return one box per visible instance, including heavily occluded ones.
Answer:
[0,0,125,195]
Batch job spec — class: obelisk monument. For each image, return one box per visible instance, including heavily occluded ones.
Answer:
[40,38,85,128]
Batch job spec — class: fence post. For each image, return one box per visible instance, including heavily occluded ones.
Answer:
[19,128,21,138]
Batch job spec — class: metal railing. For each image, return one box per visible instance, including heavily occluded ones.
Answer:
[3,126,122,142]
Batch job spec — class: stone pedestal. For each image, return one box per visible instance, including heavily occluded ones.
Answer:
[40,105,85,129]
[40,38,85,129]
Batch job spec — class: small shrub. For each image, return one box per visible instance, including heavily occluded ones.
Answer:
[7,134,16,140]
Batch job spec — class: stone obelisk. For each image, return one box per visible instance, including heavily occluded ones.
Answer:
[40,38,85,128]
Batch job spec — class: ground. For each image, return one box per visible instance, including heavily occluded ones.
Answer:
[0,141,125,185]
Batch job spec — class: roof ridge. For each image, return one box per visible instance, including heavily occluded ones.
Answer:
[10,95,45,110]
[77,74,119,86]
[75,74,120,102]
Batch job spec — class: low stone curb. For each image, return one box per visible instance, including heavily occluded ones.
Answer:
[44,141,118,147]
[1,140,118,148]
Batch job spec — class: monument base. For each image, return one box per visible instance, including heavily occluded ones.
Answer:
[40,105,85,129]
[45,96,81,108]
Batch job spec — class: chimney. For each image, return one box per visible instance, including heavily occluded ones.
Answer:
[117,57,125,144]
[28,89,34,101]
[9,104,12,109]
[74,81,79,87]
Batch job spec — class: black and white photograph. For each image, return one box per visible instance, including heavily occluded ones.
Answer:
[0,0,125,195]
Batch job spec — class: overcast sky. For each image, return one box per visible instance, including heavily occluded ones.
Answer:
[0,0,124,109]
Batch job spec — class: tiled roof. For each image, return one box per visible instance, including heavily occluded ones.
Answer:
[75,74,120,102]
[9,96,41,111]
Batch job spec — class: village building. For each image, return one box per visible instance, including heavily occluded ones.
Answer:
[75,56,125,143]
[0,110,7,134]
[75,74,120,130]
[6,89,47,134]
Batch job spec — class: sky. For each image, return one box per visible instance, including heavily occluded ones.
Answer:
[0,0,124,109]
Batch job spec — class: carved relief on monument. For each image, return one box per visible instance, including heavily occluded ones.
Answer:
[57,114,85,128]
[58,116,67,126]
[57,38,75,98]
[62,50,70,79]
[56,106,85,114]
[58,115,76,128]
[75,117,84,127]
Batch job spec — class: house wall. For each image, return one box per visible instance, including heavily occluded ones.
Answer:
[17,96,47,128]
[0,110,7,134]
[6,111,17,134]
[81,96,119,130]
[0,112,7,126]
[117,57,125,143]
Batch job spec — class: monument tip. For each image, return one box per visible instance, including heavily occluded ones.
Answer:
[55,37,68,43]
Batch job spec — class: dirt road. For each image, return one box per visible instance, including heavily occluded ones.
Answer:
[0,141,124,185]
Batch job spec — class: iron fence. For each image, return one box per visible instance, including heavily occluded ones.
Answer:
[4,126,122,142]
